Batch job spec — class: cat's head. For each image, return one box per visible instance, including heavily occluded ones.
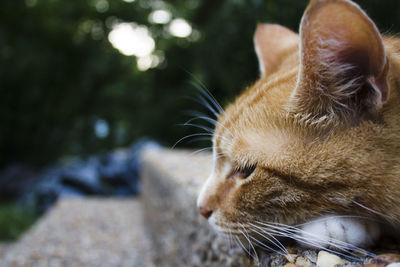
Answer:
[197,0,397,244]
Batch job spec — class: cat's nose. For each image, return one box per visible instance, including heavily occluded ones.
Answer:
[198,205,213,219]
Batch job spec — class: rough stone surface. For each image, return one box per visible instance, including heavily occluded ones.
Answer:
[1,198,153,267]
[0,244,9,260]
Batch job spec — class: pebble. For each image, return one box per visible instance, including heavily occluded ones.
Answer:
[296,256,313,267]
[316,251,344,267]
[283,263,299,267]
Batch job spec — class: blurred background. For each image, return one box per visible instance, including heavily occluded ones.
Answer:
[0,0,399,241]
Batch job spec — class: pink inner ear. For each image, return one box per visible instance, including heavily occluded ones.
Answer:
[298,0,388,106]
[254,24,299,77]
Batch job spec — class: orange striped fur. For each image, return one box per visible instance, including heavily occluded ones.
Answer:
[197,0,400,250]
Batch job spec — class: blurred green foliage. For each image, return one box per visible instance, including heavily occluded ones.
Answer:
[1,0,400,167]
[0,202,37,241]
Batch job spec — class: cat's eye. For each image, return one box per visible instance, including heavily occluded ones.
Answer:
[228,164,257,180]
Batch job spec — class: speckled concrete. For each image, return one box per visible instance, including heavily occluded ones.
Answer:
[0,244,9,260]
[1,198,153,267]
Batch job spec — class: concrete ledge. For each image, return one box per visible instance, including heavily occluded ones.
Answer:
[1,198,153,267]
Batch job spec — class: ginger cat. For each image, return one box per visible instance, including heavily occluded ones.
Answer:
[197,0,400,255]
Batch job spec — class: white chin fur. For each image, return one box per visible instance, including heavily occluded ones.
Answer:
[298,216,380,249]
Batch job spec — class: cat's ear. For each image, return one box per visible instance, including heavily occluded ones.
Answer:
[254,24,299,76]
[290,0,389,123]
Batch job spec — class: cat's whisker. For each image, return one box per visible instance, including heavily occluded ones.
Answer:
[247,223,300,252]
[193,93,220,119]
[225,233,233,249]
[254,223,337,249]
[248,223,289,255]
[184,110,235,137]
[254,221,299,233]
[258,225,363,260]
[184,111,217,126]
[239,223,260,263]
[352,200,400,224]
[294,230,369,254]
[189,147,213,156]
[219,221,370,261]
[247,223,319,257]
[179,135,212,145]
[198,87,224,115]
[184,96,219,119]
[288,233,366,261]
[185,137,212,144]
[253,220,374,259]
[298,231,374,257]
[185,80,222,119]
[246,225,288,256]
[289,234,356,258]
[178,121,233,146]
[185,114,236,141]
[179,122,214,134]
[238,228,259,262]
[173,132,233,148]
[248,233,286,256]
[172,133,214,149]
[234,234,252,258]
[293,215,376,227]
[213,154,225,160]
[255,220,374,259]
[189,78,224,114]
[232,236,239,251]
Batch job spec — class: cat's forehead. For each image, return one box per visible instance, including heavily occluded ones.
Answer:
[237,129,295,164]
[215,72,298,144]
[214,110,301,166]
